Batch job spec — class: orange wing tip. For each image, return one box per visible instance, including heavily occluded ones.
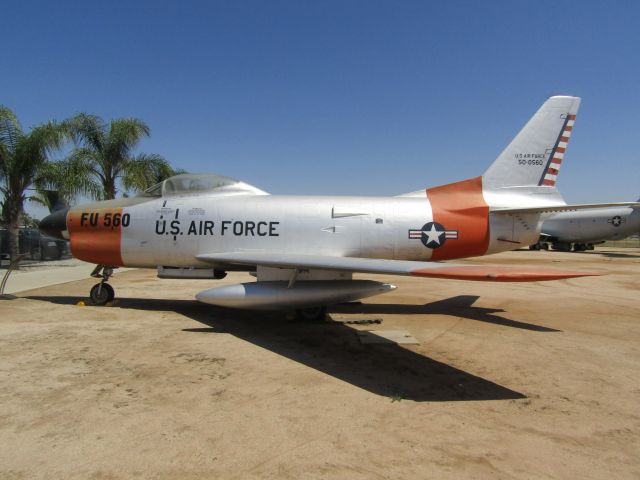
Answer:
[411,266,602,282]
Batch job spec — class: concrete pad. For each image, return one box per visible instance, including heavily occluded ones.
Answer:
[0,258,131,294]
[357,329,420,344]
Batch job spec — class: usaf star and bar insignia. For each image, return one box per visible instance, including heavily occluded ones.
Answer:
[607,215,625,227]
[408,222,458,249]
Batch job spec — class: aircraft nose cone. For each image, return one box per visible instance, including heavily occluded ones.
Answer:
[39,208,69,240]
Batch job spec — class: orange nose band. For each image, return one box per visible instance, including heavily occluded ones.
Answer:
[67,208,124,266]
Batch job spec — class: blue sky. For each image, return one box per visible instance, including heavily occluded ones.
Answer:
[3,1,639,217]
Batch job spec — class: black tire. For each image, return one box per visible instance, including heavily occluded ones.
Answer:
[295,306,327,322]
[90,283,115,306]
[542,243,549,250]
[552,242,571,252]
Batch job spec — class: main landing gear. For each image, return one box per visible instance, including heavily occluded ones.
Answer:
[529,242,549,251]
[89,265,115,305]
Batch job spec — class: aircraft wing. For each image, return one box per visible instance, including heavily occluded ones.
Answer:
[196,252,599,282]
[492,202,640,215]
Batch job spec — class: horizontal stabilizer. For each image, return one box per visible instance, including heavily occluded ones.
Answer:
[197,252,600,282]
[492,202,640,215]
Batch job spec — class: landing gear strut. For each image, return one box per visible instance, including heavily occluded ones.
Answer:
[529,242,549,251]
[89,265,115,305]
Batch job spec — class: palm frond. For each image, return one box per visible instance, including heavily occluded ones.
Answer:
[0,105,23,176]
[62,114,176,200]
[121,153,171,192]
[11,120,68,192]
[105,118,150,161]
[65,145,108,198]
[41,157,103,200]
[28,191,52,209]
[28,120,68,155]
[64,113,105,151]
[0,105,22,151]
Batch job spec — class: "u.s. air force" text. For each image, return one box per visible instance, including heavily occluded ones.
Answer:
[155,220,280,237]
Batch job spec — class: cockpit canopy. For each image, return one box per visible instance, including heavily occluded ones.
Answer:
[140,173,268,198]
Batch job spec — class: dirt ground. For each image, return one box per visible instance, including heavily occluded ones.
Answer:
[1,248,639,479]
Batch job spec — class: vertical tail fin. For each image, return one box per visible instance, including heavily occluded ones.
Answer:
[483,96,581,190]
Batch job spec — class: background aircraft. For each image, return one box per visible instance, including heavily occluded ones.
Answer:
[41,96,635,320]
[530,201,640,251]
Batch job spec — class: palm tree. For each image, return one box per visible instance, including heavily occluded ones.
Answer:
[28,188,69,213]
[0,106,68,261]
[65,113,173,200]
[31,156,101,205]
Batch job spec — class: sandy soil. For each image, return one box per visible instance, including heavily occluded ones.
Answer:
[1,248,639,479]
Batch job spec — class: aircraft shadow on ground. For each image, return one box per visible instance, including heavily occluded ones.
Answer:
[27,294,528,402]
[591,251,640,259]
[332,295,561,332]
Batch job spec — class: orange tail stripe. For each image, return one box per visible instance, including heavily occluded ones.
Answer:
[426,176,490,260]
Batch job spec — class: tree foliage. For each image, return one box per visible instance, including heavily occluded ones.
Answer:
[0,106,179,261]
[0,105,68,259]
[63,114,173,199]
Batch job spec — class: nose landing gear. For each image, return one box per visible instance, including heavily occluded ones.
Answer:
[89,265,116,305]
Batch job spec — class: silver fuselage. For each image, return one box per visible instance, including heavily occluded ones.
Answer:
[65,192,540,269]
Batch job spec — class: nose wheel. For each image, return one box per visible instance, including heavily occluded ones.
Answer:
[89,265,116,305]
[90,282,115,305]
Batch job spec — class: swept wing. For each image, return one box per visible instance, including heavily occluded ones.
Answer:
[197,252,598,282]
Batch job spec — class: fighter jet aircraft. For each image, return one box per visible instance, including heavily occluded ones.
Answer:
[530,201,640,251]
[40,96,635,320]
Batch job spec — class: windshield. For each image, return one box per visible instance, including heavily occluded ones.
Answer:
[141,182,163,197]
[140,173,240,197]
